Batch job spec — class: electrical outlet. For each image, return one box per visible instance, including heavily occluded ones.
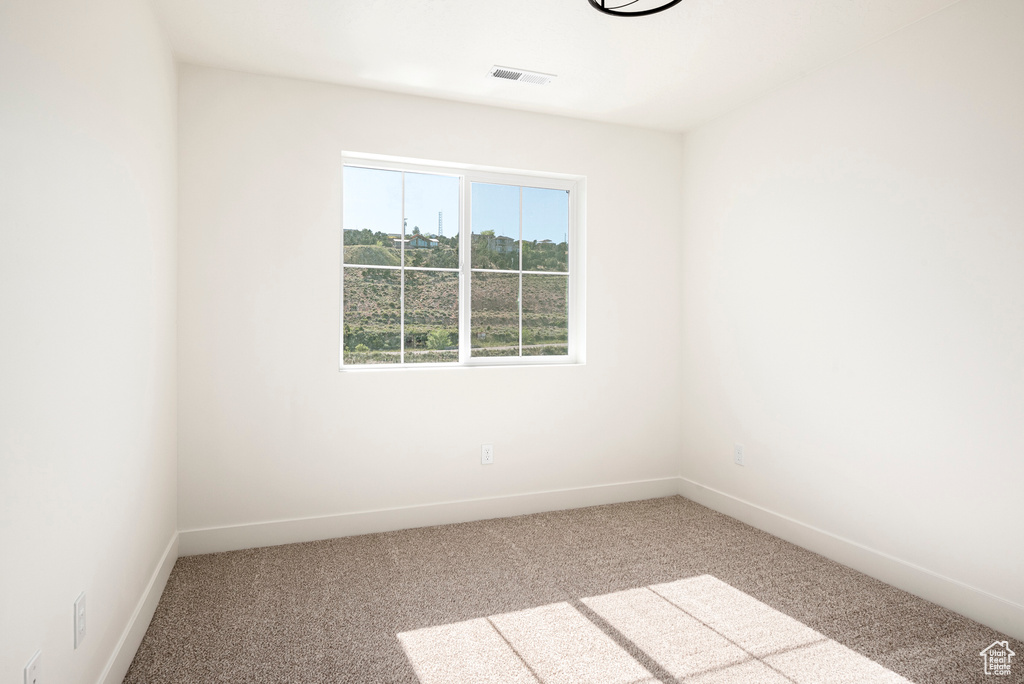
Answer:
[733,444,745,466]
[481,444,494,465]
[74,592,86,648]
[24,650,41,684]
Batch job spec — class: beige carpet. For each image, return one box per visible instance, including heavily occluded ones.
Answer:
[124,496,1016,683]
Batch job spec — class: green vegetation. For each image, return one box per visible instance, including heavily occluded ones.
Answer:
[404,245,457,268]
[342,235,569,365]
[345,229,566,271]
[522,240,568,272]
[343,268,462,364]
[468,272,567,357]
[471,234,568,272]
[345,229,461,268]
[344,349,401,364]
[471,233,517,270]
[405,350,458,364]
[344,244,399,266]
[522,274,569,354]
[342,269,401,358]
[344,228,393,246]
[426,329,450,350]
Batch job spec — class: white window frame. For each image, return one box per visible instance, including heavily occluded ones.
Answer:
[339,152,586,370]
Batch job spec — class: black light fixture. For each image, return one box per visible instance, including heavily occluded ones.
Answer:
[588,0,683,17]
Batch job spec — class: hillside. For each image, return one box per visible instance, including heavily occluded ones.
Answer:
[342,268,567,364]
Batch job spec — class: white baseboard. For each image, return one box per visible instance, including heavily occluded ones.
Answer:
[179,477,680,556]
[97,532,178,684]
[177,474,1022,640]
[677,476,1024,641]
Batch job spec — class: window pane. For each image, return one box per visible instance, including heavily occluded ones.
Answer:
[404,172,460,268]
[471,183,520,270]
[471,272,519,357]
[522,274,568,356]
[522,187,569,273]
[404,271,459,364]
[343,268,401,364]
[343,167,402,266]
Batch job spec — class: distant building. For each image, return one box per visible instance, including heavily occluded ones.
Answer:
[487,235,517,253]
[393,235,438,249]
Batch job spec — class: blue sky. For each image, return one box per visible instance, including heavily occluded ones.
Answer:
[344,166,568,244]
[343,167,459,237]
[473,183,568,244]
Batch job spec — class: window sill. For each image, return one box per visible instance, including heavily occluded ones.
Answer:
[338,358,583,372]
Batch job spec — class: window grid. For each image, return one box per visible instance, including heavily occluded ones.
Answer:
[341,159,578,369]
[399,172,404,363]
[518,187,523,358]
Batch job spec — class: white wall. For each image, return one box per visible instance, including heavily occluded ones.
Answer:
[0,0,177,682]
[678,0,1023,617]
[177,65,685,540]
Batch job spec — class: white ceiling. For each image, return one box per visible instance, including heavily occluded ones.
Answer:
[153,0,958,132]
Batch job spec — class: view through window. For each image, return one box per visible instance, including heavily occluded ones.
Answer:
[341,159,580,367]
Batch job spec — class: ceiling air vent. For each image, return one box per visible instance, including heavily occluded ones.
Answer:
[487,66,555,86]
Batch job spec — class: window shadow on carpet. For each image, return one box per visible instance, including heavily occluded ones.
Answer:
[398,574,911,684]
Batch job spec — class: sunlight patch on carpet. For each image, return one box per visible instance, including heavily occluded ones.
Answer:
[398,575,912,684]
